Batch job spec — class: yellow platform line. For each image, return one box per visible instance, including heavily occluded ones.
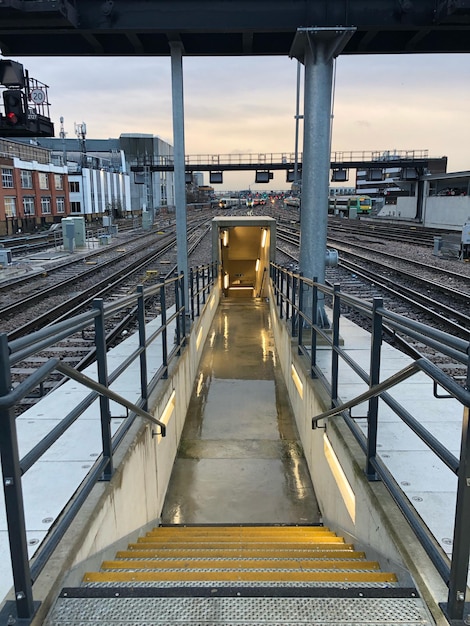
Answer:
[117,549,367,559]
[84,571,398,583]
[101,559,380,571]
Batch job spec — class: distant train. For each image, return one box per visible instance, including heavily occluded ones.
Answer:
[284,196,300,209]
[218,197,239,209]
[328,195,372,217]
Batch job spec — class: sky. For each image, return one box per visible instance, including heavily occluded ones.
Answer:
[8,52,470,191]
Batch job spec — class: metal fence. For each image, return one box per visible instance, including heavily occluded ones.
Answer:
[0,262,217,623]
[270,262,470,623]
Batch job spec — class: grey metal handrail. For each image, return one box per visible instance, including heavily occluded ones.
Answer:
[55,362,167,434]
[0,263,218,624]
[312,360,423,426]
[270,262,470,622]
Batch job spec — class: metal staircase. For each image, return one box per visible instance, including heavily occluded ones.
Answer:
[44,525,434,625]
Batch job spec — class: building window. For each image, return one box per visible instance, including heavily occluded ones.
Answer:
[56,196,65,214]
[54,174,63,190]
[38,172,49,189]
[4,197,16,217]
[2,168,14,188]
[23,196,35,216]
[70,201,81,212]
[41,196,52,214]
[69,181,80,193]
[20,170,33,189]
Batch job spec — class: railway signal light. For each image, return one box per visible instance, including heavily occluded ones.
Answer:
[3,89,26,126]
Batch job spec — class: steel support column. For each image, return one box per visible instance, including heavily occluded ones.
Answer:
[170,41,189,304]
[290,28,355,327]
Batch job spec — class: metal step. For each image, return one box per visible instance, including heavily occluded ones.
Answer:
[45,591,433,626]
[43,525,432,625]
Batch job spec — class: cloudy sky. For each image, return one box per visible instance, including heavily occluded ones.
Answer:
[10,52,470,190]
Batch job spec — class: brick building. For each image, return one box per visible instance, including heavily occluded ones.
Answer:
[0,138,69,236]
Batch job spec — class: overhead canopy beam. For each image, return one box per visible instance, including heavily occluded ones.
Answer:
[1,0,470,56]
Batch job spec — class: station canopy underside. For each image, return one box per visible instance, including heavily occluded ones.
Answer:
[1,0,470,56]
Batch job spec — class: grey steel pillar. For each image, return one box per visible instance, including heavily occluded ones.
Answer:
[290,28,355,327]
[170,42,189,306]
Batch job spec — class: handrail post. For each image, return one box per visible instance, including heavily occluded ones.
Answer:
[196,266,201,318]
[180,272,187,342]
[331,283,341,405]
[0,334,36,620]
[274,265,281,307]
[279,270,284,318]
[202,264,207,305]
[446,343,470,621]
[93,298,113,480]
[175,275,182,352]
[190,267,195,321]
[137,285,148,411]
[311,276,318,377]
[160,283,168,378]
[285,271,290,321]
[291,273,298,337]
[298,272,304,352]
[446,404,470,621]
[366,297,383,480]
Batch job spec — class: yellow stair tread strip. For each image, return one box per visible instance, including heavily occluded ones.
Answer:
[146,531,336,539]
[116,549,367,559]
[149,526,331,534]
[136,537,345,546]
[84,571,398,583]
[129,541,353,550]
[101,559,380,570]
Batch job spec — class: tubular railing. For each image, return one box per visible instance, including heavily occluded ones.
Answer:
[0,262,217,623]
[270,262,470,623]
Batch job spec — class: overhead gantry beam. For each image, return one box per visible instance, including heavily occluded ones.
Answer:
[1,0,470,56]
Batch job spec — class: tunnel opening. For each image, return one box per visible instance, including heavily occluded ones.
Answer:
[212,216,276,299]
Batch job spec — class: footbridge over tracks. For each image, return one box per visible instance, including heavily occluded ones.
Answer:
[130,150,448,183]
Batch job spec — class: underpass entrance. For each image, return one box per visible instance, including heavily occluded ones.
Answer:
[212,216,276,299]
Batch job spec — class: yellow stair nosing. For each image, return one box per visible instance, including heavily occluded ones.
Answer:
[83,570,398,583]
[148,526,331,534]
[100,559,381,571]
[136,538,346,546]
[145,531,336,539]
[116,549,367,559]
[128,541,354,552]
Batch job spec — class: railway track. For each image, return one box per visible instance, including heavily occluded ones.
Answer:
[4,217,213,415]
[276,226,470,382]
[5,205,469,415]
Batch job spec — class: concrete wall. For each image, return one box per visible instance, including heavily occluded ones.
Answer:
[424,196,470,230]
[379,197,417,219]
[31,286,221,624]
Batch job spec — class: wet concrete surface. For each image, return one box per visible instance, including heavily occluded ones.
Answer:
[161,298,321,525]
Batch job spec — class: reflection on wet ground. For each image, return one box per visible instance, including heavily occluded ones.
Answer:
[161,299,321,525]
